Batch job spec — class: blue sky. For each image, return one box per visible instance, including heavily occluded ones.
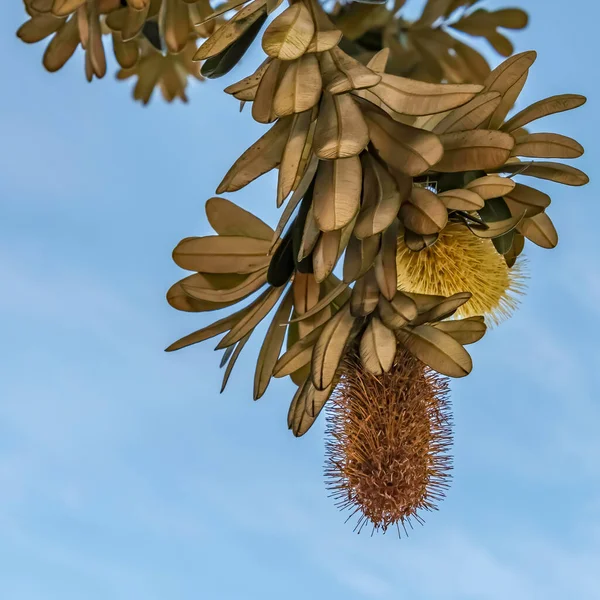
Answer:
[1,1,599,598]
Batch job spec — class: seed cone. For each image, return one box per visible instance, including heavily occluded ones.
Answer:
[325,349,452,535]
[396,224,527,326]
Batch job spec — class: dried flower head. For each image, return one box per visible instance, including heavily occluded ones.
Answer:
[396,223,526,325]
[325,349,452,534]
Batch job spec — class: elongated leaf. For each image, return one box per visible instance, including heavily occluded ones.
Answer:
[288,379,313,436]
[319,47,381,94]
[167,280,238,313]
[439,188,484,211]
[350,270,380,317]
[253,290,294,399]
[173,236,270,273]
[467,212,524,239]
[411,292,472,325]
[206,197,273,240]
[274,322,325,377]
[164,0,190,54]
[363,106,443,176]
[297,203,320,263]
[377,293,418,329]
[311,301,355,390]
[432,92,501,134]
[165,305,251,352]
[360,315,396,375]
[217,118,290,193]
[18,14,65,44]
[224,58,271,98]
[217,285,286,349]
[374,220,398,300]
[267,225,295,287]
[289,281,348,322]
[219,346,235,369]
[403,292,445,313]
[518,212,558,249]
[364,74,482,116]
[511,133,584,159]
[287,379,332,436]
[313,156,361,232]
[252,58,287,124]
[194,0,251,25]
[43,14,79,72]
[490,8,529,29]
[304,0,342,53]
[483,51,537,129]
[194,0,267,60]
[502,94,587,133]
[183,267,268,302]
[262,2,314,60]
[436,130,515,172]
[478,197,512,223]
[277,112,316,206]
[273,54,322,117]
[313,93,369,159]
[221,333,252,392]
[305,380,335,419]
[505,232,525,267]
[343,234,381,283]
[404,230,439,252]
[489,161,589,186]
[293,271,320,314]
[397,324,472,378]
[313,229,341,282]
[400,187,448,235]
[503,183,550,217]
[271,153,319,248]
[465,175,515,200]
[354,154,402,239]
[366,47,390,74]
[433,317,486,345]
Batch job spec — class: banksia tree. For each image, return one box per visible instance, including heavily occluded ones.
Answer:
[18,0,589,533]
[160,1,588,534]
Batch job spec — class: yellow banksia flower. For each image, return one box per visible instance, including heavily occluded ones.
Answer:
[396,223,526,325]
[325,349,452,534]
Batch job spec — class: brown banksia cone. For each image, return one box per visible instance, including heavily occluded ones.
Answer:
[325,348,452,535]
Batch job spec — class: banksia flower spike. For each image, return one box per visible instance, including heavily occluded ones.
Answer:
[325,350,452,534]
[332,0,529,84]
